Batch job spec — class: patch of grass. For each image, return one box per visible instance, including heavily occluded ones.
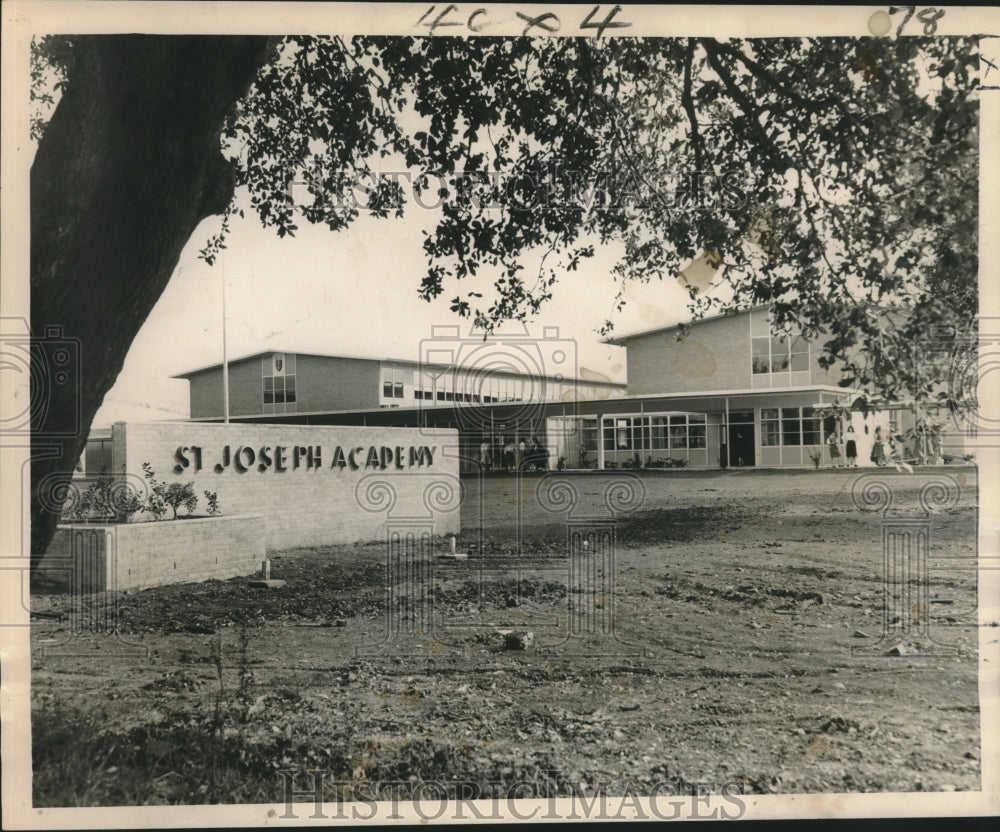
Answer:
[31,695,285,805]
[32,620,307,806]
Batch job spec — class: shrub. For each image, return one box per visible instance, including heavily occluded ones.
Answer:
[143,463,198,519]
[63,467,144,524]
[164,482,199,519]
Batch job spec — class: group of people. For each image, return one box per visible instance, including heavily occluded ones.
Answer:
[828,425,911,472]
[479,437,548,472]
[827,426,859,467]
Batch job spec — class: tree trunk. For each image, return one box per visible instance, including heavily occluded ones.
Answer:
[30,35,274,566]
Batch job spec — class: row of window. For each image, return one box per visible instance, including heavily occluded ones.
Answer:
[603,414,708,451]
[382,367,614,404]
[413,390,511,403]
[259,356,610,409]
[382,367,529,402]
[599,409,828,451]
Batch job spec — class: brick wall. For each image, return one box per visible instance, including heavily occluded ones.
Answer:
[40,515,267,592]
[112,422,461,552]
[297,355,380,412]
[623,310,853,396]
[187,355,382,418]
[188,358,262,419]
[624,311,754,395]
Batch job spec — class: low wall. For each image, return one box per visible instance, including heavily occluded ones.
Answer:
[109,421,462,552]
[40,514,267,592]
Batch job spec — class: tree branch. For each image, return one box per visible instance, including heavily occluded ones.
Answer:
[701,39,790,167]
[682,39,704,173]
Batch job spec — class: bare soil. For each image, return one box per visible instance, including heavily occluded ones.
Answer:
[30,467,983,805]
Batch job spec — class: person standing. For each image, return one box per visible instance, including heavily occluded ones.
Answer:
[871,426,887,467]
[845,425,858,467]
[827,431,842,467]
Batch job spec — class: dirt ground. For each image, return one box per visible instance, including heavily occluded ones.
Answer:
[30,466,983,805]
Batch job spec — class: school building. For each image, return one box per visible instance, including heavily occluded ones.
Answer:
[154,306,965,473]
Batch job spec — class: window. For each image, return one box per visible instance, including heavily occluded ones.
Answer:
[790,336,809,371]
[616,418,631,449]
[453,371,475,403]
[669,415,688,449]
[781,407,801,445]
[603,414,707,452]
[580,418,599,452]
[752,337,771,374]
[83,437,114,475]
[651,417,669,450]
[689,415,707,448]
[262,353,297,413]
[763,406,821,446]
[761,408,781,446]
[415,371,434,402]
[751,314,810,377]
[604,417,639,451]
[381,366,405,399]
[802,408,821,445]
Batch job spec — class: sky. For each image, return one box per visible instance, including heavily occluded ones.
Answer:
[93,190,709,427]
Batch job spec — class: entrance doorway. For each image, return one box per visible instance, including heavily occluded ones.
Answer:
[727,411,755,467]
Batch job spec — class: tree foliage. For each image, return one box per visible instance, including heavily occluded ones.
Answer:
[33,34,979,402]
[194,34,978,405]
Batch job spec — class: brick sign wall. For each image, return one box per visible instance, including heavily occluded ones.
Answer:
[113,422,461,552]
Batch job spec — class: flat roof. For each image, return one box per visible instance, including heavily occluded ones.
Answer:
[172,349,626,387]
[604,302,917,345]
[602,306,761,345]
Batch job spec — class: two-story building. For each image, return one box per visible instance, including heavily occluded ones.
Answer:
[82,305,962,474]
[174,350,625,420]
